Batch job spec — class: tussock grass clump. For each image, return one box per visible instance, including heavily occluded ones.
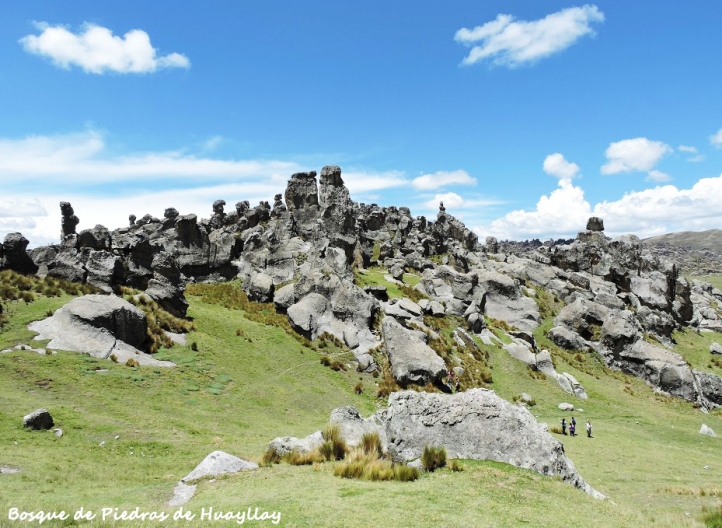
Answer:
[360,432,383,455]
[259,448,282,467]
[549,425,563,435]
[512,394,536,406]
[449,459,464,472]
[321,424,348,461]
[354,382,364,394]
[333,447,418,482]
[421,445,447,472]
[284,449,324,465]
[0,270,96,303]
[125,358,140,367]
[702,504,722,527]
[109,354,118,363]
[662,486,722,498]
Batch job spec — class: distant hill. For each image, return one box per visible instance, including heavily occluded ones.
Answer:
[643,229,722,252]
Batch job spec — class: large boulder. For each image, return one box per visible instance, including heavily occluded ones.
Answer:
[329,406,388,450]
[28,294,174,367]
[1,233,39,274]
[381,317,446,385]
[287,293,330,340]
[384,390,602,497]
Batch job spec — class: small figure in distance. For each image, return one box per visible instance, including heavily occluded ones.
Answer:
[586,421,593,438]
[569,421,576,437]
[561,418,567,435]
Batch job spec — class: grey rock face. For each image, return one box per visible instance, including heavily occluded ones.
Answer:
[285,172,320,236]
[245,272,275,303]
[287,293,329,339]
[269,431,324,456]
[711,342,722,355]
[329,406,388,450]
[28,294,174,367]
[1,232,38,274]
[485,236,499,253]
[23,408,54,430]
[382,317,446,385]
[384,390,602,497]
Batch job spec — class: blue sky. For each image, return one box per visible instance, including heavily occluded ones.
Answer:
[2,1,722,246]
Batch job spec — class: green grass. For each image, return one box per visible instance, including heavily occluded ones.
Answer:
[354,267,422,300]
[689,274,722,291]
[2,288,722,527]
[673,328,722,376]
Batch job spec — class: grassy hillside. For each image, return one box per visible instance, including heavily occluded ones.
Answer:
[644,230,722,252]
[1,283,722,527]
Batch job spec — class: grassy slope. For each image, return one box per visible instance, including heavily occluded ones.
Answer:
[1,289,722,527]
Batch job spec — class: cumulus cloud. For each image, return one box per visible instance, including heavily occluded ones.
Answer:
[455,5,604,67]
[476,173,722,240]
[601,137,672,177]
[19,22,190,74]
[411,170,476,190]
[710,128,722,148]
[543,153,580,180]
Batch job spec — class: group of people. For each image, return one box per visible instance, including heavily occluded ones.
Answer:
[560,416,593,438]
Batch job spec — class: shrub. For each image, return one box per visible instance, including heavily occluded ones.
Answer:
[331,360,347,372]
[421,445,447,472]
[354,382,364,394]
[45,349,53,355]
[109,354,118,363]
[549,425,563,435]
[190,342,198,351]
[320,356,331,367]
[125,358,140,367]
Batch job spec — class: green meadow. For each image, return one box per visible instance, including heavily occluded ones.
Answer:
[1,277,722,527]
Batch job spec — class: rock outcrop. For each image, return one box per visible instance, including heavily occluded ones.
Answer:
[28,294,174,367]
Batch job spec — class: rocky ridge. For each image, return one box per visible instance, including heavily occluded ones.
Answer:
[1,165,721,409]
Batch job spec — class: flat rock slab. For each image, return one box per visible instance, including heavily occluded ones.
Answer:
[168,482,197,507]
[0,466,22,474]
[382,317,446,385]
[181,450,258,483]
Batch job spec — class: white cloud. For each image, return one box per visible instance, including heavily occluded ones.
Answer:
[600,137,672,176]
[0,131,414,246]
[710,128,722,148]
[421,192,500,211]
[411,170,476,190]
[455,5,604,67]
[678,145,704,162]
[476,173,722,240]
[543,153,580,180]
[19,22,190,74]
[646,170,671,182]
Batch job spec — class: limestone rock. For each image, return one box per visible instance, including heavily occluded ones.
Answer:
[269,431,324,456]
[699,424,716,437]
[28,294,174,367]
[711,342,722,355]
[181,450,258,483]
[385,390,602,497]
[382,317,446,385]
[23,408,54,430]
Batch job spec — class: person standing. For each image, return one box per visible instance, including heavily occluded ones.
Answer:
[571,416,577,435]
[586,421,593,438]
[569,421,576,437]
[561,418,567,435]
